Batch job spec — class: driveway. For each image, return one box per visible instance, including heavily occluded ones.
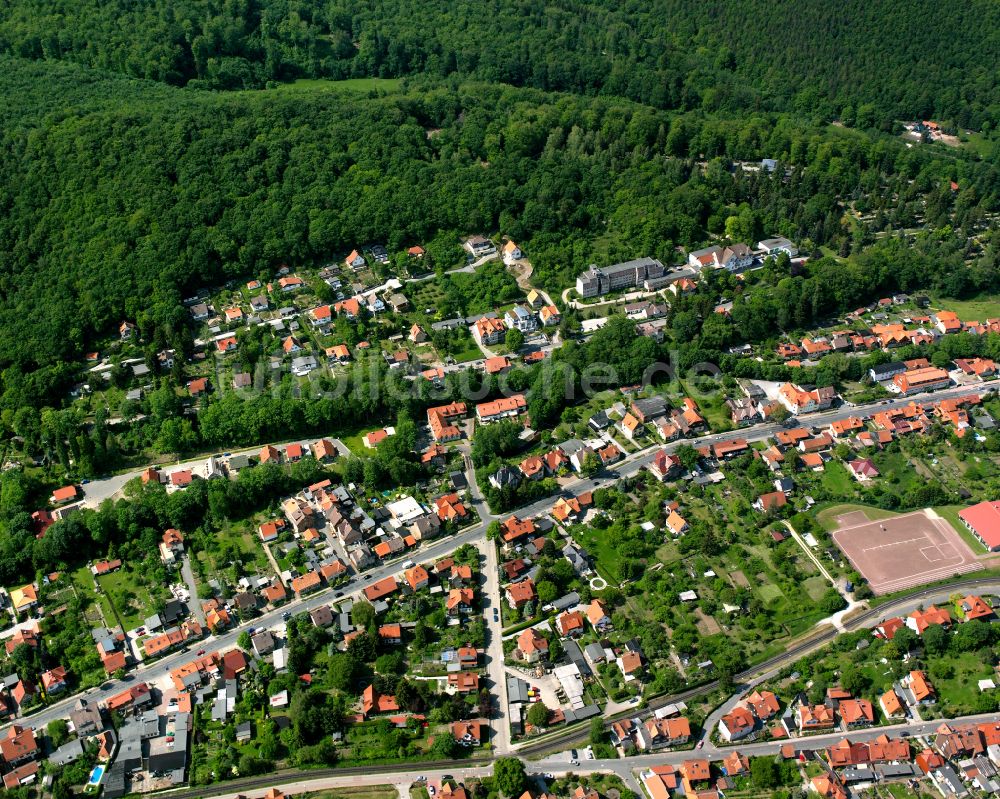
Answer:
[180,555,206,626]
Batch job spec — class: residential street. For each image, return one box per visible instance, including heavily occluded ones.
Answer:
[144,709,1000,799]
[480,537,511,755]
[16,380,999,756]
[180,555,206,626]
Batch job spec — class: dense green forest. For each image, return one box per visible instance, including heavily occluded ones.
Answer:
[2,56,998,416]
[1,0,999,127]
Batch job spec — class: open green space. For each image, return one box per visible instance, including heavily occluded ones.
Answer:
[273,77,405,94]
[756,583,783,604]
[818,460,854,495]
[926,292,1000,322]
[303,788,400,799]
[97,566,169,630]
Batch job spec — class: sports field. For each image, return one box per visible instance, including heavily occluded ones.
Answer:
[831,508,982,595]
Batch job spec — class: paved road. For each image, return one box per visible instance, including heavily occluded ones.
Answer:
[404,252,499,284]
[152,707,1000,799]
[525,577,1000,762]
[180,555,205,627]
[526,710,1000,793]
[480,536,510,755]
[18,522,493,730]
[25,381,993,734]
[457,449,513,754]
[79,437,342,508]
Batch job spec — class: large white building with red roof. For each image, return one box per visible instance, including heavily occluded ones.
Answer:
[958,500,1000,551]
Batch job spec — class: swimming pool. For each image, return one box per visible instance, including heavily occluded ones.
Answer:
[88,765,105,786]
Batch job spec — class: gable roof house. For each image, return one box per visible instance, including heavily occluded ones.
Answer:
[506,579,537,609]
[777,382,836,415]
[906,605,952,635]
[754,491,787,513]
[798,704,836,732]
[718,706,756,742]
[515,628,549,663]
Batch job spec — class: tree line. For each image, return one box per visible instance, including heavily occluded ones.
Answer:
[2,0,1000,129]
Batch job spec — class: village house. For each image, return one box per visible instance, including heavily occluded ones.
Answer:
[506,579,537,609]
[515,628,549,662]
[777,382,836,415]
[476,394,527,424]
[472,316,507,346]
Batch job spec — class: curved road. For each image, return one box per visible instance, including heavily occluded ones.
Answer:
[33,382,992,731]
[16,380,995,779]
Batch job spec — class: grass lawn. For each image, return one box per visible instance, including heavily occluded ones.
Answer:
[885,785,939,799]
[926,291,1000,322]
[70,565,114,625]
[960,130,996,159]
[819,460,855,495]
[931,653,996,714]
[872,449,922,492]
[97,567,168,630]
[802,575,830,602]
[571,526,624,582]
[445,339,483,363]
[303,789,398,799]
[408,282,446,311]
[756,583,783,605]
[340,430,375,457]
[277,78,404,94]
[934,505,988,554]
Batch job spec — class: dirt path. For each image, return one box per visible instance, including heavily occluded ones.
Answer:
[507,259,554,306]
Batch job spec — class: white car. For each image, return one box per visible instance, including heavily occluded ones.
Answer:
[584,749,595,760]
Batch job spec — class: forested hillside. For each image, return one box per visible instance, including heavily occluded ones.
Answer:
[1,57,997,414]
[0,0,998,126]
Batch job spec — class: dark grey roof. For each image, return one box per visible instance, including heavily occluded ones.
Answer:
[870,361,906,377]
[49,739,85,766]
[874,763,919,779]
[507,675,530,703]
[584,642,606,662]
[631,396,668,418]
[563,638,593,677]
[550,592,580,612]
[563,704,601,723]
[102,763,127,799]
[589,411,611,428]
[431,318,465,331]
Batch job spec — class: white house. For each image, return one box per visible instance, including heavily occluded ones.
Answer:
[757,237,798,258]
[291,355,318,376]
[502,241,523,264]
[503,305,538,333]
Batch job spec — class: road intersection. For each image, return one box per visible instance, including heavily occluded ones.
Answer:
[12,380,998,786]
